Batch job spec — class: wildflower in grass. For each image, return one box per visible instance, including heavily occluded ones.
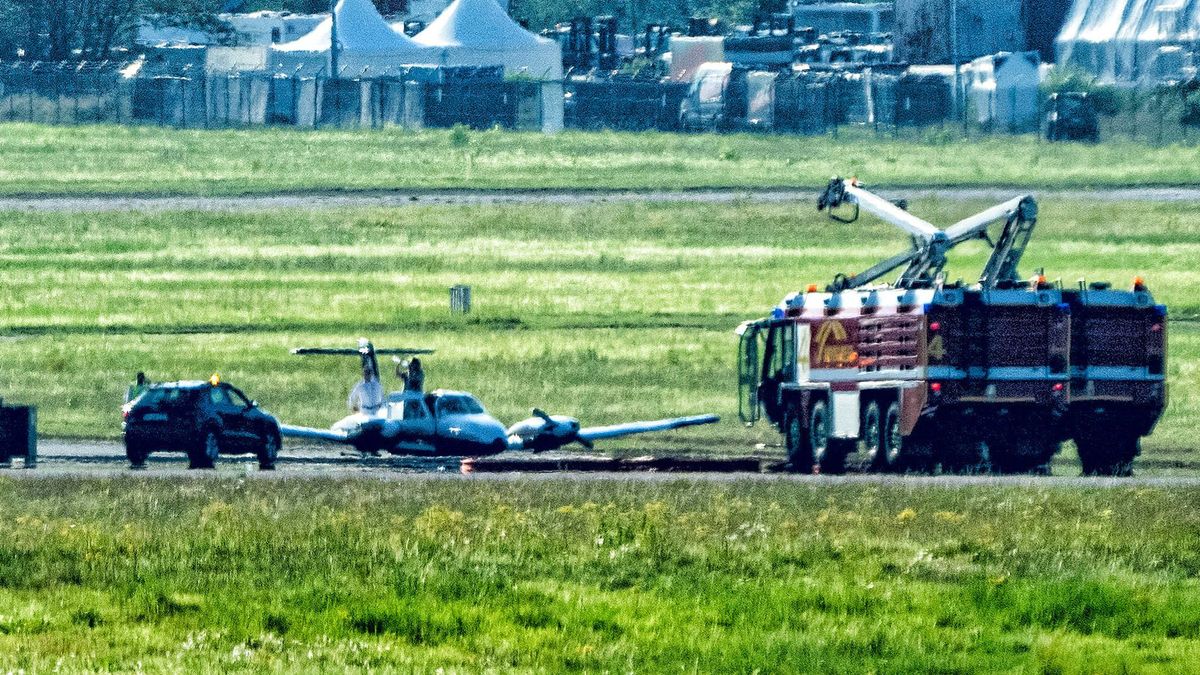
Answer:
[896,508,917,524]
[934,511,967,524]
[414,504,466,540]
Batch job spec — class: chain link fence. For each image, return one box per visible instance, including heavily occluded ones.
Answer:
[0,61,552,132]
[2,60,1199,144]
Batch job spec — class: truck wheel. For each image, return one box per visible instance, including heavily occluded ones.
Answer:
[257,432,280,471]
[862,402,884,470]
[125,440,149,469]
[1077,435,1138,477]
[785,411,812,473]
[809,400,835,474]
[189,430,220,470]
[881,403,906,472]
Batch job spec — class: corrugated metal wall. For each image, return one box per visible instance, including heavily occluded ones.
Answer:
[1056,0,1200,81]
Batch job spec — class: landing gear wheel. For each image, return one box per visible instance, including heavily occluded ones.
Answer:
[189,430,220,470]
[126,440,149,469]
[1077,435,1138,477]
[257,432,280,471]
[809,400,839,474]
[862,402,884,470]
[785,411,811,473]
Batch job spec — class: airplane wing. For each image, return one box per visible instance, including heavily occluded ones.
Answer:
[578,414,720,442]
[279,424,353,444]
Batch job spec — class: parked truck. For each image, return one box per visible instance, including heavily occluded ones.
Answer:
[737,178,1166,475]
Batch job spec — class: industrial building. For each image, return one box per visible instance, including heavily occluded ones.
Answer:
[791,2,894,35]
[893,0,1073,64]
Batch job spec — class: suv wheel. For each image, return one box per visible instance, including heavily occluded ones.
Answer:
[258,431,280,471]
[126,439,149,469]
[189,430,220,470]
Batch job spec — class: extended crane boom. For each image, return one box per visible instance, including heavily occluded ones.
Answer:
[817,177,1038,291]
[975,195,1038,288]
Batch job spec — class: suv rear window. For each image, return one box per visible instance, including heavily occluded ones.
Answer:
[138,387,196,407]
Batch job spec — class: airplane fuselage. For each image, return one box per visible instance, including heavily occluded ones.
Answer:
[331,392,509,456]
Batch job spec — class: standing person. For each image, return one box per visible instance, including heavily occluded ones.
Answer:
[124,372,149,403]
[401,357,425,393]
[348,362,384,415]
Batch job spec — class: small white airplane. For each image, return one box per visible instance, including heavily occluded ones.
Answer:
[279,339,719,457]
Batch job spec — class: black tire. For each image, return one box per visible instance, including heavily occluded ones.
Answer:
[257,431,280,471]
[881,403,906,472]
[809,400,838,474]
[1077,435,1138,477]
[861,402,883,470]
[785,410,811,473]
[125,439,149,469]
[189,429,220,470]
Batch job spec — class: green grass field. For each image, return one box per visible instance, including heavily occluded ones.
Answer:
[1,122,1198,670]
[0,198,1193,462]
[1,123,1200,194]
[0,477,1198,671]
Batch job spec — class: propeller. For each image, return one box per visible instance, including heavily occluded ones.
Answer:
[530,408,593,450]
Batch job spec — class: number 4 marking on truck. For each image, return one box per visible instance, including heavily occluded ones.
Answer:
[928,335,946,361]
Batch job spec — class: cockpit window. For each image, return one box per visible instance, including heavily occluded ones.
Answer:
[436,395,484,415]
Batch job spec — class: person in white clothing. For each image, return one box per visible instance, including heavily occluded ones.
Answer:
[348,362,384,414]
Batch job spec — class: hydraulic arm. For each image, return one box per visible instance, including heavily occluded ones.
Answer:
[816,177,1037,291]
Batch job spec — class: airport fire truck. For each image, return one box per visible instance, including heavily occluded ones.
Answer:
[737,178,1167,475]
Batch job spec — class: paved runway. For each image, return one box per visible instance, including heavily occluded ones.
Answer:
[1,186,1199,213]
[7,438,1198,487]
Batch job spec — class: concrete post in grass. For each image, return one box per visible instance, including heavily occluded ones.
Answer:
[450,285,472,314]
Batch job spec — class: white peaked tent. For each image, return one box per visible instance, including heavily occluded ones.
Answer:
[406,0,563,80]
[272,0,437,76]
[1057,0,1200,82]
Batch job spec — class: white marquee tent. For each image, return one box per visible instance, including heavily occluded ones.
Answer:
[271,0,437,76]
[405,0,563,80]
[1056,0,1200,82]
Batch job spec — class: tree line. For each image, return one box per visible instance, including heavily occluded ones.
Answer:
[0,0,228,60]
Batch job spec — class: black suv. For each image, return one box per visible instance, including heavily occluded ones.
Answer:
[123,380,282,470]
